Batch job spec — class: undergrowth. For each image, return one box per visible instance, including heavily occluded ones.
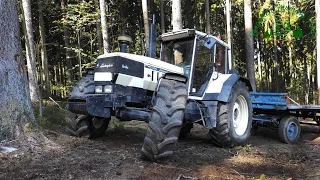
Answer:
[109,117,125,130]
[33,100,67,129]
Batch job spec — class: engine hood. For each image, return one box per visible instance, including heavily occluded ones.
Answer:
[97,52,184,75]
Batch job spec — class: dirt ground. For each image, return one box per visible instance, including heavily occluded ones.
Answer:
[1,120,320,180]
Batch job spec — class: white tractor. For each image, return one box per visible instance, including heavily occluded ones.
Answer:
[66,29,253,161]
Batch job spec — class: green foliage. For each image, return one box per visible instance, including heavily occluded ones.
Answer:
[251,174,265,180]
[235,144,252,153]
[33,101,66,129]
[109,117,125,130]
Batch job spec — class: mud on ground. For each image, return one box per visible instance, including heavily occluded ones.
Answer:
[0,120,320,180]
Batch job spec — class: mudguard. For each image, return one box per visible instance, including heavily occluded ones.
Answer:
[202,74,252,102]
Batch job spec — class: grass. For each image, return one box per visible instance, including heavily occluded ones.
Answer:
[33,100,66,129]
[109,117,125,130]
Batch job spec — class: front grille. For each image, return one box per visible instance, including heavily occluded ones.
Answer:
[68,102,87,114]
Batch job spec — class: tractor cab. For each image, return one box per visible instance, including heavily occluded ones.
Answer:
[158,29,231,98]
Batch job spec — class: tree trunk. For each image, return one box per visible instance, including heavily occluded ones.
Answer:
[304,55,309,104]
[257,40,262,89]
[272,1,280,92]
[38,0,50,97]
[160,0,165,34]
[77,30,82,77]
[205,0,211,34]
[225,0,233,69]
[172,0,183,31]
[244,0,256,91]
[95,0,103,50]
[99,0,109,54]
[22,0,40,102]
[142,0,149,54]
[316,0,320,104]
[61,0,73,84]
[0,0,35,141]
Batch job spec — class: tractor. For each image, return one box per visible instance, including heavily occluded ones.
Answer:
[66,29,253,161]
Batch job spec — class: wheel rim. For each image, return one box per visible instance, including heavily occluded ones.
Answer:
[233,95,249,136]
[287,122,298,140]
[92,117,105,129]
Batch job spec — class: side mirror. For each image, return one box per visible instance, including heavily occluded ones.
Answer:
[204,37,216,49]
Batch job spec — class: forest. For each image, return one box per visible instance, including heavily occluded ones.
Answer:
[14,0,320,104]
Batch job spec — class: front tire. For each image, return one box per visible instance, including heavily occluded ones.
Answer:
[66,110,110,139]
[209,81,253,147]
[141,79,188,161]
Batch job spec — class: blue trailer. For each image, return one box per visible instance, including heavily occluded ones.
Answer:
[250,92,320,144]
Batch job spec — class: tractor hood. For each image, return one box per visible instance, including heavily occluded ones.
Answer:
[96,52,184,76]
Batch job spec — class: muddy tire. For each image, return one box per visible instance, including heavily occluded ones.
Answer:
[278,116,301,144]
[179,123,193,139]
[209,81,252,147]
[66,110,110,139]
[141,79,187,161]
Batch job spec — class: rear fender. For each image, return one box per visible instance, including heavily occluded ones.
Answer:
[203,74,251,102]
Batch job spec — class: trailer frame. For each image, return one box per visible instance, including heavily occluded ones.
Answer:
[250,92,320,143]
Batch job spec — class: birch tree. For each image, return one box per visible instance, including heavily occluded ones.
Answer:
[99,0,109,53]
[22,0,40,101]
[172,0,183,31]
[244,0,256,91]
[142,0,149,54]
[0,0,35,140]
[226,0,233,66]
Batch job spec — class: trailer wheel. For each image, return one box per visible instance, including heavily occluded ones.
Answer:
[278,116,300,144]
[209,81,253,147]
[66,110,110,139]
[141,79,187,161]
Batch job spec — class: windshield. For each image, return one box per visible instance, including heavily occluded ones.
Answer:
[160,37,195,77]
[160,37,194,65]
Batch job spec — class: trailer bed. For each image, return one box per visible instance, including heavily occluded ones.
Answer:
[251,92,320,121]
[250,92,320,144]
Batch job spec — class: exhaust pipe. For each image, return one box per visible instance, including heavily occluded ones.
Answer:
[118,34,132,53]
[148,14,156,58]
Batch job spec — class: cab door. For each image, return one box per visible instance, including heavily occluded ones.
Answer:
[189,40,228,98]
[189,40,214,97]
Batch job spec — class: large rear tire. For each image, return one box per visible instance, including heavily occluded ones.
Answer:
[209,81,252,147]
[141,79,187,161]
[66,110,110,139]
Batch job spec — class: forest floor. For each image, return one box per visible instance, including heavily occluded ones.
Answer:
[0,103,320,180]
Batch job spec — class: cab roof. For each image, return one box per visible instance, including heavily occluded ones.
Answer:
[158,29,230,49]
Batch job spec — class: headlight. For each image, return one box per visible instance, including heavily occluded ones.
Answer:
[103,85,113,93]
[95,86,103,93]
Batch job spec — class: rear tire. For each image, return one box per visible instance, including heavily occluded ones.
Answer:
[209,81,252,147]
[278,116,300,144]
[66,110,110,139]
[141,79,187,161]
